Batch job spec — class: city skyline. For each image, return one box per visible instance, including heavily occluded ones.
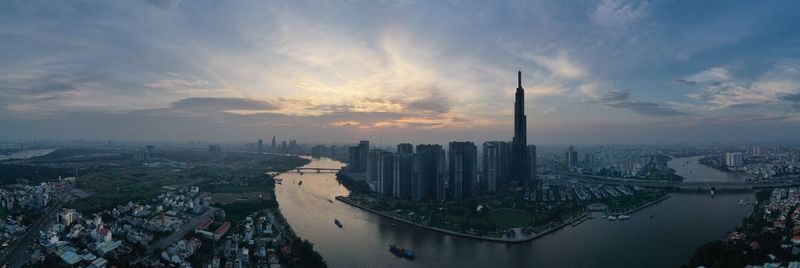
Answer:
[2,1,800,144]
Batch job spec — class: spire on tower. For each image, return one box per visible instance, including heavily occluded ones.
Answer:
[518,71,522,88]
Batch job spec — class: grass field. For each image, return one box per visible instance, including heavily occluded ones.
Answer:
[486,208,532,229]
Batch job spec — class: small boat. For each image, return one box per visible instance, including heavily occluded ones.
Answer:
[617,215,630,220]
[329,199,334,203]
[389,244,415,259]
[607,215,617,221]
[391,223,397,227]
[334,219,342,228]
[649,215,653,219]
[298,180,303,186]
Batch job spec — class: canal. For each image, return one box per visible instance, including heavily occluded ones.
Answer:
[275,156,753,267]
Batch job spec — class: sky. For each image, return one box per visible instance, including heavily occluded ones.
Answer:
[1,0,800,145]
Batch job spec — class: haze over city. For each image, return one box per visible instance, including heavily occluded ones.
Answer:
[2,0,800,144]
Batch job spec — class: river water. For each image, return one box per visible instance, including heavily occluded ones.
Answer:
[275,156,754,268]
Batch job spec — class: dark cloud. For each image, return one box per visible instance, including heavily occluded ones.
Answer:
[598,90,690,117]
[676,79,698,86]
[169,97,280,112]
[144,0,182,9]
[599,90,630,102]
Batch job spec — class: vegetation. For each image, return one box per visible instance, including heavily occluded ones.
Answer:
[335,173,371,193]
[486,208,532,229]
[683,190,779,268]
[0,164,71,185]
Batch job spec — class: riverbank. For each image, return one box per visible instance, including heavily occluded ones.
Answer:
[335,195,586,243]
[611,194,671,216]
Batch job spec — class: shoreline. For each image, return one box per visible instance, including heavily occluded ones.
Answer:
[335,195,586,243]
[611,194,671,216]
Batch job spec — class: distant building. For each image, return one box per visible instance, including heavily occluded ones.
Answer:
[565,145,578,168]
[413,144,446,201]
[726,152,744,167]
[449,141,477,200]
[271,135,276,152]
[258,139,263,154]
[397,143,413,154]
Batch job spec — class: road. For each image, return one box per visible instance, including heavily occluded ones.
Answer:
[0,201,61,268]
[147,207,218,253]
[566,173,800,190]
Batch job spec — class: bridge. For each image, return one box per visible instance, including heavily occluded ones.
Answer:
[564,173,800,190]
[285,167,341,173]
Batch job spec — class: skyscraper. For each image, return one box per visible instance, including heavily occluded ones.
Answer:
[483,142,499,193]
[413,144,446,202]
[483,141,512,190]
[393,152,414,199]
[378,151,395,195]
[366,149,384,182]
[271,135,276,152]
[449,141,477,200]
[512,71,529,181]
[258,139,263,154]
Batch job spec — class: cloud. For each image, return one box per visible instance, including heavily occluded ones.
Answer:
[523,50,586,79]
[169,97,281,112]
[591,0,650,27]
[687,62,800,110]
[680,67,732,84]
[599,90,690,117]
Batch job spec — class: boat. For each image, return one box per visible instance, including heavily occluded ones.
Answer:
[389,244,415,259]
[607,215,617,221]
[298,180,303,186]
[391,223,397,227]
[710,187,715,196]
[328,199,334,203]
[617,215,630,220]
[334,219,342,228]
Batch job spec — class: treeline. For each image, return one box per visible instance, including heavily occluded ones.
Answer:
[0,164,71,185]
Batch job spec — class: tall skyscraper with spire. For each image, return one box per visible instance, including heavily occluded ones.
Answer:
[512,71,529,182]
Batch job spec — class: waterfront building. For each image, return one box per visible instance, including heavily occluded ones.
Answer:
[393,152,414,199]
[366,149,384,182]
[378,151,395,195]
[449,141,477,200]
[726,152,744,167]
[347,140,370,172]
[413,144,446,201]
[482,141,512,189]
[512,71,529,181]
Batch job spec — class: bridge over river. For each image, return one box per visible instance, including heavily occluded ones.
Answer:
[566,173,800,190]
[284,167,341,173]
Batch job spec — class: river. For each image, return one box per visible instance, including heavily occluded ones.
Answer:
[275,156,754,268]
[0,148,56,161]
